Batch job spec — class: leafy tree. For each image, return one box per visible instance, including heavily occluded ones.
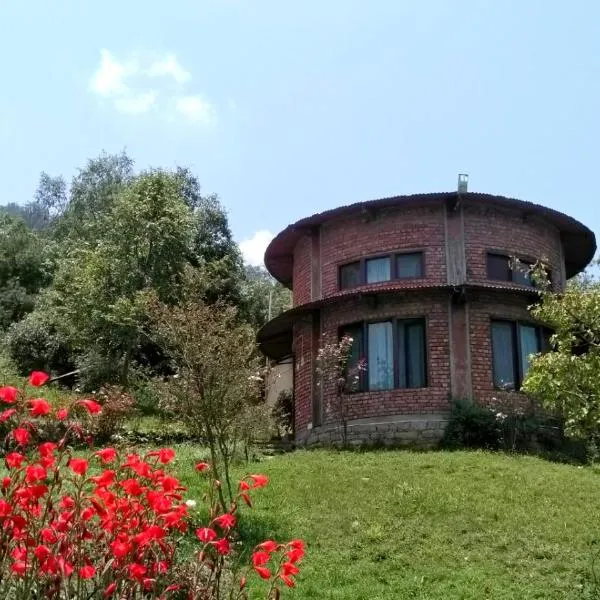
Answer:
[0,214,50,330]
[241,265,292,330]
[522,259,600,448]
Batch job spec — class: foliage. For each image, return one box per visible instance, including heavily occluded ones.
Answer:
[4,311,74,376]
[315,335,365,446]
[272,390,294,439]
[0,372,305,599]
[149,297,263,509]
[90,386,136,443]
[440,399,501,450]
[0,213,50,330]
[521,258,600,448]
[241,266,292,330]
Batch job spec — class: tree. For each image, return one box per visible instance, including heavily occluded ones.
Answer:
[0,214,50,330]
[522,259,600,449]
[149,296,262,510]
[241,266,292,330]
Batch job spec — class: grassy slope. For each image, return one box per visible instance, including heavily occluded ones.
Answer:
[174,448,599,600]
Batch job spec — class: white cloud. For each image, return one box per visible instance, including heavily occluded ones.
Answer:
[175,95,216,124]
[114,91,158,115]
[89,50,214,123]
[146,53,191,83]
[240,230,274,267]
[90,49,138,97]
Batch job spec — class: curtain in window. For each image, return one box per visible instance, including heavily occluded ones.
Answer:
[397,254,423,278]
[368,322,393,390]
[407,322,426,387]
[366,257,391,283]
[491,321,516,390]
[519,325,539,379]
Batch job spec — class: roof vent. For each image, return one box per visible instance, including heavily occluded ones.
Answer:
[458,173,468,194]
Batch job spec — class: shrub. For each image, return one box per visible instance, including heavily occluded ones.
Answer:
[5,312,73,376]
[90,385,136,443]
[272,390,294,438]
[0,371,306,599]
[441,399,501,450]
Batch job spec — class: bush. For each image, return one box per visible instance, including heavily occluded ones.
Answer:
[0,371,306,598]
[5,311,73,376]
[91,385,136,443]
[441,399,501,450]
[272,389,294,438]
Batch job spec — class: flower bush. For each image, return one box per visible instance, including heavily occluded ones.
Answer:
[0,372,305,599]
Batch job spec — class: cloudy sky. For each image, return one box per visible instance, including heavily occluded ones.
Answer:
[1,1,600,266]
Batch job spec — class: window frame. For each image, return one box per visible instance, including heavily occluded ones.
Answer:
[338,250,425,290]
[339,317,428,392]
[486,251,535,287]
[490,318,550,390]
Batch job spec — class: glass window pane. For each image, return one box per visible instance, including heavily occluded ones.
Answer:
[368,322,394,390]
[512,264,534,287]
[491,321,516,390]
[341,324,363,392]
[340,262,361,289]
[397,253,423,278]
[487,254,511,281]
[366,257,391,283]
[406,321,426,388]
[519,324,540,379]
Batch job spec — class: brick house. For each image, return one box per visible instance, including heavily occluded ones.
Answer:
[258,189,596,445]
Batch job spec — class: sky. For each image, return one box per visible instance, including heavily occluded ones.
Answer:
[1,1,599,267]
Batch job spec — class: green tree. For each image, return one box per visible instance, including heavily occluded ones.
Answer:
[522,259,600,447]
[241,265,292,329]
[0,214,50,330]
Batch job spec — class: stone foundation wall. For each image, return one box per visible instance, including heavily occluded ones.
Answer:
[297,414,448,448]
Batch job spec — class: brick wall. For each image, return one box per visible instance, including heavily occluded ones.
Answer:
[463,203,565,291]
[291,292,452,437]
[293,319,313,432]
[292,234,312,307]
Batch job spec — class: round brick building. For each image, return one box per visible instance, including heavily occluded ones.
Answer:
[258,191,596,446]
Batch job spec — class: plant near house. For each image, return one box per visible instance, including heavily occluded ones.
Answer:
[0,371,305,599]
[315,335,366,446]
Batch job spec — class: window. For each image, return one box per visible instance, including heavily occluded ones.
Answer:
[491,320,550,390]
[340,318,427,391]
[341,323,364,391]
[366,257,391,284]
[487,253,534,287]
[339,262,361,290]
[338,251,424,290]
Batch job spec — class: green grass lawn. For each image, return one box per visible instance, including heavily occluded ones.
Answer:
[172,447,600,599]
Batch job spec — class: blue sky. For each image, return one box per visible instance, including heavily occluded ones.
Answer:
[1,1,599,266]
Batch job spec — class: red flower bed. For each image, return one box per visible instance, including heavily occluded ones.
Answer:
[0,374,305,599]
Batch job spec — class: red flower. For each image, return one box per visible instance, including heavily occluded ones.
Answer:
[148,448,175,464]
[79,565,96,579]
[254,566,271,580]
[252,551,270,567]
[25,464,47,482]
[78,399,102,414]
[120,478,143,496]
[90,469,115,487]
[128,563,147,580]
[239,480,250,491]
[30,398,51,417]
[282,561,300,576]
[258,540,279,553]
[286,547,305,563]
[60,495,75,509]
[196,527,217,543]
[0,499,12,517]
[195,462,210,472]
[104,583,117,597]
[6,451,25,468]
[241,492,252,507]
[0,386,18,403]
[11,561,27,576]
[280,575,295,588]
[68,458,89,476]
[56,407,68,421]
[29,371,50,387]
[34,545,51,561]
[41,528,57,544]
[12,428,30,446]
[212,538,231,555]
[110,540,131,558]
[95,447,117,463]
[0,408,16,423]
[213,513,236,529]
[38,442,57,457]
[250,474,269,488]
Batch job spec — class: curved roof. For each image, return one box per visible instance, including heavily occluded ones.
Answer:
[264,191,596,284]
